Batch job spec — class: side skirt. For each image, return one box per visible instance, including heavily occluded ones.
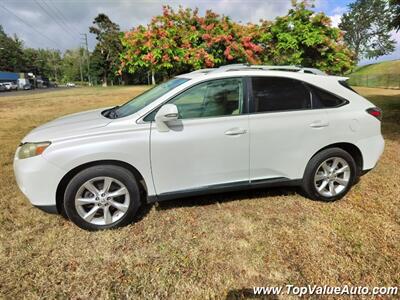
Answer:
[146,177,302,203]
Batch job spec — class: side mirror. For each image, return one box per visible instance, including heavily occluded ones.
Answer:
[155,104,179,132]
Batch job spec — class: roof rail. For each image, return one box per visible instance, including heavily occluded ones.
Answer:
[190,68,216,74]
[209,64,326,75]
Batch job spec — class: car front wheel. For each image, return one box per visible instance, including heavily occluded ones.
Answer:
[64,165,141,230]
[302,148,357,201]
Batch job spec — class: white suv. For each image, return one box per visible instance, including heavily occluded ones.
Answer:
[14,65,384,230]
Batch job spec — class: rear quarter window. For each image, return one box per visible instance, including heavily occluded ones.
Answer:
[308,85,347,108]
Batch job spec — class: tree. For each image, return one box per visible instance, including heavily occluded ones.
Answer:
[61,48,84,83]
[121,6,264,84]
[121,3,355,80]
[23,48,62,81]
[0,25,25,72]
[389,0,400,31]
[262,1,355,74]
[339,0,395,61]
[89,14,123,86]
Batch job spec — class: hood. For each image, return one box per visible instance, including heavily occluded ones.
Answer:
[22,108,112,143]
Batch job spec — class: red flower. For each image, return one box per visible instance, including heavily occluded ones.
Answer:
[245,49,253,57]
[205,58,214,67]
[162,54,170,62]
[206,24,215,31]
[224,46,231,57]
[202,33,211,41]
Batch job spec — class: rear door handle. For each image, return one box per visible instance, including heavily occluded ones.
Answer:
[310,120,329,128]
[225,128,247,136]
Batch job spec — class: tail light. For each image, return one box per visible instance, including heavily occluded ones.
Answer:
[366,107,382,121]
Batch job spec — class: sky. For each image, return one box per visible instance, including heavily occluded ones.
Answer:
[0,0,399,65]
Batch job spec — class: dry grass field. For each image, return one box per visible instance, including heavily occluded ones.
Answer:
[0,86,399,299]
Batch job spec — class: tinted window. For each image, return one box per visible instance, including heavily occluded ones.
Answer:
[310,85,345,108]
[251,77,311,112]
[147,78,243,120]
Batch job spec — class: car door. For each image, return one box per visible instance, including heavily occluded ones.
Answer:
[248,76,331,181]
[149,77,250,196]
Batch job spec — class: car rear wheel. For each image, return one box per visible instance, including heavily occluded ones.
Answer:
[64,165,141,230]
[302,148,357,201]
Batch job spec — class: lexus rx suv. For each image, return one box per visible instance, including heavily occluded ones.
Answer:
[14,65,384,230]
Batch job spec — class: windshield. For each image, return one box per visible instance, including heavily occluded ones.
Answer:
[113,78,189,118]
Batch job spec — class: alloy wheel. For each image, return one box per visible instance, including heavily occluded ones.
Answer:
[314,157,351,197]
[74,176,130,226]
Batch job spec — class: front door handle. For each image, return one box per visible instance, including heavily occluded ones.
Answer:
[225,128,247,136]
[310,120,329,128]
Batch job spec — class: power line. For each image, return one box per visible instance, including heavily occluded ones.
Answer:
[40,0,78,35]
[47,0,81,35]
[33,0,77,41]
[0,2,60,48]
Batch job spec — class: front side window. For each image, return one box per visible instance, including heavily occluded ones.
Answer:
[147,78,243,120]
[251,77,311,113]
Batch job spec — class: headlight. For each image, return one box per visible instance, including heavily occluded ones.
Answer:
[18,142,51,159]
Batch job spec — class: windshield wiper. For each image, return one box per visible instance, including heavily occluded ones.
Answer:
[103,105,119,119]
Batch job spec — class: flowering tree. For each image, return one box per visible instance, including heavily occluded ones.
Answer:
[120,6,263,84]
[120,2,355,82]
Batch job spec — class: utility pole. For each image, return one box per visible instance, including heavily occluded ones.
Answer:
[81,33,91,86]
[52,51,58,83]
[79,48,84,84]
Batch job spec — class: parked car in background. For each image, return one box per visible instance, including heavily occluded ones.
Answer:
[14,64,384,230]
[0,83,6,92]
[22,83,32,90]
[9,82,18,90]
[18,78,31,90]
[2,82,12,91]
[66,82,76,87]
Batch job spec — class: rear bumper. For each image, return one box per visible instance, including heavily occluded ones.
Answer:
[13,152,65,210]
[356,134,385,170]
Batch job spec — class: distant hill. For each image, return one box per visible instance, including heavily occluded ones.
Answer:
[353,60,400,75]
[348,60,400,89]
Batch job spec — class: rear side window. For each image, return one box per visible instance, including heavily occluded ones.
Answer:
[251,77,311,113]
[309,85,346,108]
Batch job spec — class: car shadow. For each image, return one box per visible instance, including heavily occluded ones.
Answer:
[148,185,300,212]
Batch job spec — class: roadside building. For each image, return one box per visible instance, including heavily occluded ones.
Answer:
[0,71,37,89]
[0,71,19,84]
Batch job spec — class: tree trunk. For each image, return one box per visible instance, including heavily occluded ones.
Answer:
[102,73,107,87]
[151,69,156,85]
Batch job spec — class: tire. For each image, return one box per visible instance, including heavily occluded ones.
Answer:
[302,148,357,201]
[64,165,141,230]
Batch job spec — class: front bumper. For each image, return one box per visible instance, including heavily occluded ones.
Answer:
[13,152,65,211]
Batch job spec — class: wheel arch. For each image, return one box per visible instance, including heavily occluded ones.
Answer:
[312,142,363,174]
[55,160,147,215]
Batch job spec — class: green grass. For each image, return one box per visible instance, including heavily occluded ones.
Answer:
[353,60,400,76]
[0,86,399,299]
[348,60,400,89]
